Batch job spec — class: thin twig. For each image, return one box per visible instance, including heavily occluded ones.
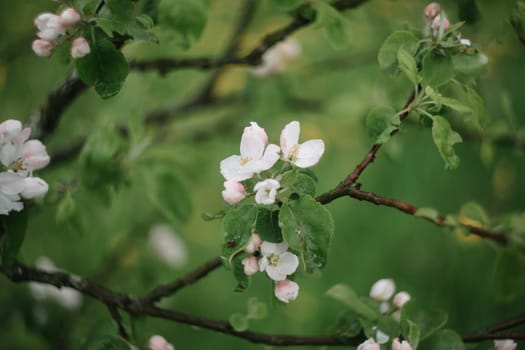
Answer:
[106,304,130,341]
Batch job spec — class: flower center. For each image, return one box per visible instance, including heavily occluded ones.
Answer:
[270,254,280,266]
[240,157,251,166]
[288,144,299,160]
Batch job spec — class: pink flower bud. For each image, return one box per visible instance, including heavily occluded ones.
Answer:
[221,180,246,204]
[21,140,50,171]
[242,122,268,148]
[0,119,22,138]
[432,15,450,30]
[392,338,413,350]
[20,177,48,199]
[393,291,411,309]
[424,3,441,19]
[71,37,91,59]
[370,278,395,301]
[34,13,65,41]
[274,279,299,303]
[60,8,81,28]
[242,256,259,276]
[494,340,517,350]
[148,335,174,350]
[357,339,380,350]
[32,39,54,57]
[244,233,262,253]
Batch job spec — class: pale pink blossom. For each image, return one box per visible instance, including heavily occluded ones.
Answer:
[148,335,175,350]
[494,339,517,350]
[242,256,259,276]
[357,339,380,350]
[370,278,395,301]
[60,8,81,28]
[280,121,324,168]
[220,122,280,181]
[32,39,54,57]
[34,13,65,41]
[253,179,280,205]
[0,119,23,141]
[20,177,48,199]
[148,224,188,269]
[222,180,246,204]
[252,39,301,76]
[393,291,411,308]
[0,172,25,214]
[274,279,299,303]
[71,37,91,59]
[20,140,50,171]
[432,15,450,30]
[392,338,413,350]
[244,233,262,253]
[258,241,299,281]
[424,3,441,19]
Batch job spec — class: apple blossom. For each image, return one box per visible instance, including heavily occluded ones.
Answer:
[258,241,299,281]
[424,3,441,19]
[148,224,188,269]
[19,140,50,171]
[60,8,81,28]
[432,15,450,31]
[494,339,517,350]
[222,180,246,204]
[393,291,411,308]
[220,122,280,181]
[32,39,54,57]
[20,177,48,199]
[244,233,262,253]
[376,328,389,344]
[274,279,299,303]
[0,172,25,215]
[280,121,325,168]
[242,256,259,276]
[252,39,301,76]
[392,338,413,350]
[148,335,175,350]
[253,178,280,205]
[357,339,380,350]
[370,278,395,301]
[34,13,65,41]
[71,37,91,59]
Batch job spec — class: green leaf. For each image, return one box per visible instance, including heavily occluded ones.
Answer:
[466,86,488,128]
[0,210,28,269]
[452,53,488,76]
[494,247,525,301]
[232,254,250,292]
[326,284,379,321]
[421,52,454,87]
[315,2,350,48]
[281,170,317,197]
[333,310,363,338]
[279,194,334,271]
[255,208,282,243]
[222,205,258,267]
[80,320,131,350]
[366,106,400,144]
[459,201,489,227]
[75,39,129,99]
[431,116,463,170]
[402,319,421,349]
[159,0,208,50]
[397,48,419,84]
[401,299,448,340]
[414,207,440,221]
[270,0,304,10]
[56,191,76,223]
[421,329,465,350]
[145,170,193,223]
[229,313,249,332]
[378,30,419,72]
[246,298,268,320]
[425,87,472,114]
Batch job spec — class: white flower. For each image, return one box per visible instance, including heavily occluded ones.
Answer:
[148,224,188,269]
[258,241,299,281]
[494,339,517,350]
[71,37,91,59]
[252,39,301,77]
[148,335,175,350]
[20,177,48,199]
[0,172,25,215]
[370,278,396,301]
[20,140,50,171]
[222,180,246,204]
[244,233,262,253]
[393,291,411,309]
[280,121,324,168]
[357,339,380,350]
[424,3,441,19]
[60,8,81,28]
[392,338,413,350]
[253,179,280,205]
[32,39,54,57]
[274,279,299,303]
[242,256,259,276]
[34,13,65,41]
[220,122,280,181]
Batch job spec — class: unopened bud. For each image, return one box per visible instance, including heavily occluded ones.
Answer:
[392,338,413,350]
[370,278,395,301]
[242,256,259,276]
[274,279,299,303]
[393,291,411,308]
[71,37,90,59]
[493,339,517,350]
[244,233,262,253]
[32,39,54,57]
[60,8,81,28]
[424,2,441,19]
[432,15,450,30]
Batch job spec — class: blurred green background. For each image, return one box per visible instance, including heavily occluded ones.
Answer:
[0,0,524,349]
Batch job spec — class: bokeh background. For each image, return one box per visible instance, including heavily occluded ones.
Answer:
[0,0,524,349]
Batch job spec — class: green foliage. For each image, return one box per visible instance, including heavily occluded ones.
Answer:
[402,319,421,349]
[326,284,379,321]
[366,106,401,144]
[232,253,250,292]
[378,31,419,73]
[332,310,363,338]
[0,210,28,269]
[280,170,317,197]
[494,247,525,301]
[270,0,304,11]
[80,321,131,350]
[255,208,282,243]
[421,52,454,87]
[421,329,465,350]
[229,298,268,331]
[431,116,463,170]
[414,207,440,221]
[75,39,129,99]
[315,2,350,49]
[401,300,448,340]
[158,0,208,50]
[222,205,257,268]
[279,194,334,272]
[397,48,419,85]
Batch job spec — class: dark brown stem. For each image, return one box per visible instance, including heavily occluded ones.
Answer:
[107,304,130,341]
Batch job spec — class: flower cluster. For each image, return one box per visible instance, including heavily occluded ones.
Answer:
[220,121,324,206]
[32,7,90,59]
[423,2,450,39]
[241,234,300,303]
[148,335,175,350]
[0,119,50,215]
[494,339,518,350]
[251,39,301,77]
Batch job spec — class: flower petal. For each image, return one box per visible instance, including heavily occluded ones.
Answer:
[266,265,286,281]
[256,144,280,172]
[277,252,299,275]
[220,155,253,181]
[280,121,300,158]
[294,139,325,168]
[240,123,267,160]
